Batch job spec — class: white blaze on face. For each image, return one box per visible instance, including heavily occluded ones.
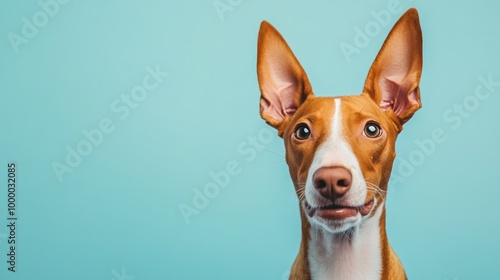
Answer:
[305,98,367,208]
[306,98,382,279]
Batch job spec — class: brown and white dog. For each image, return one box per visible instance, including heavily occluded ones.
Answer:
[256,8,422,280]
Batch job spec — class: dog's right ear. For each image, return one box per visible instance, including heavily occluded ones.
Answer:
[257,21,313,133]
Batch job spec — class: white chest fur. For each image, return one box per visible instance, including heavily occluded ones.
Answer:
[308,205,384,280]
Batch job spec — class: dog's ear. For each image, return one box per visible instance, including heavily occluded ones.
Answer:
[362,8,423,125]
[257,21,313,131]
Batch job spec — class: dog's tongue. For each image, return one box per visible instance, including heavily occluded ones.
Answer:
[359,200,374,216]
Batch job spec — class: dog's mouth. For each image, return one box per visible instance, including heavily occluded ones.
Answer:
[304,199,374,220]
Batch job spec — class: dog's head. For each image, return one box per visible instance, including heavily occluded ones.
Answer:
[257,9,422,233]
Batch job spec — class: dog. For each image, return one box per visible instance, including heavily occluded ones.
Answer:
[256,8,422,280]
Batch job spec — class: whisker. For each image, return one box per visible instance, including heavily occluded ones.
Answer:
[365,181,387,205]
[296,184,307,202]
[262,148,285,159]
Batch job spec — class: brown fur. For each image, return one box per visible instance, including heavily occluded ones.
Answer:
[256,9,422,280]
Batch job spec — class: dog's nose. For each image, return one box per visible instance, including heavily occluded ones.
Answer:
[313,166,352,199]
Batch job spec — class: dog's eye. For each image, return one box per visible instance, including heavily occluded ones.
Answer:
[364,122,382,138]
[294,124,311,140]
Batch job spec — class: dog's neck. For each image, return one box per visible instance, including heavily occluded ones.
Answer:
[290,203,405,280]
[308,203,384,280]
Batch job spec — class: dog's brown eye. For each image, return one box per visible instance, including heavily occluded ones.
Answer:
[364,122,382,138]
[294,124,311,140]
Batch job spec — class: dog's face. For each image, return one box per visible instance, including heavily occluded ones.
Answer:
[257,9,422,233]
[282,95,400,233]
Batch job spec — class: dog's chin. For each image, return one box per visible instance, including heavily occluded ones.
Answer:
[303,199,375,234]
[309,214,362,234]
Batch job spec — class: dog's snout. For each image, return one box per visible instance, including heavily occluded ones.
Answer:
[313,166,352,199]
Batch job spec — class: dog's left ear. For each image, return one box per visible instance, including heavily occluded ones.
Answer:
[363,8,423,126]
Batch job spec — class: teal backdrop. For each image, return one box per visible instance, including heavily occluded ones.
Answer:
[1,1,499,279]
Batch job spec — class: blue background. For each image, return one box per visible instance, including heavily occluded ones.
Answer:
[1,0,499,279]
